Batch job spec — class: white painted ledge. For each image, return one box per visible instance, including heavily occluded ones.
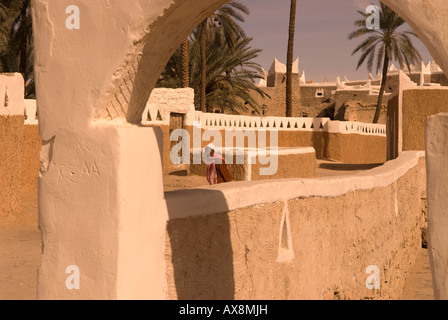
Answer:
[25,99,38,125]
[194,111,386,137]
[0,73,24,116]
[165,151,425,220]
[325,121,387,136]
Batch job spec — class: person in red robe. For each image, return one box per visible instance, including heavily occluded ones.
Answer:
[206,148,233,185]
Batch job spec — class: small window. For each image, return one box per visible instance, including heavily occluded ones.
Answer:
[315,89,324,98]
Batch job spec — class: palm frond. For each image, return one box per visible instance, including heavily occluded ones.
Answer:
[349,3,421,75]
[157,14,268,114]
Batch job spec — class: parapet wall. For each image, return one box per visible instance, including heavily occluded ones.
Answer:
[142,88,195,126]
[22,99,41,192]
[0,115,24,217]
[0,74,25,218]
[188,147,316,181]
[387,74,448,160]
[189,112,387,164]
[0,84,42,218]
[22,125,41,192]
[401,88,448,151]
[140,90,387,172]
[164,151,426,300]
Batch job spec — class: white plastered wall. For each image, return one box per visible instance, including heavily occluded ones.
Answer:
[426,113,448,300]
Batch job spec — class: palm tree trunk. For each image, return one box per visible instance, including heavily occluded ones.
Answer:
[373,50,390,123]
[180,39,189,88]
[200,19,207,113]
[286,0,297,118]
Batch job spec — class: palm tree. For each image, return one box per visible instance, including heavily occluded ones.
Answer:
[349,3,421,123]
[199,0,249,113]
[200,19,207,112]
[286,0,297,118]
[0,0,34,98]
[180,39,189,88]
[0,1,18,72]
[12,0,31,77]
[198,29,270,114]
[157,26,269,114]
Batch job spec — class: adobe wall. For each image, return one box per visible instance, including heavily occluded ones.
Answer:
[188,148,316,181]
[324,132,387,164]
[386,73,421,94]
[345,80,381,87]
[429,73,448,86]
[0,115,24,218]
[334,90,390,124]
[185,127,326,160]
[142,88,194,125]
[21,125,42,192]
[164,152,426,300]
[142,88,195,174]
[340,102,387,124]
[402,88,448,151]
[248,77,301,117]
[267,72,285,88]
[183,127,386,164]
[300,85,337,118]
[0,73,25,218]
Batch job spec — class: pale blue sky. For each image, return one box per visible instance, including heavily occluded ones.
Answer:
[239,0,433,82]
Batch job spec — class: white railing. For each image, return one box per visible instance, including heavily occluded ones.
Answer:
[193,111,386,137]
[194,111,331,131]
[325,120,386,136]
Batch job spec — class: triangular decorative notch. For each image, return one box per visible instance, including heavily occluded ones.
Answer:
[156,110,163,121]
[277,200,294,262]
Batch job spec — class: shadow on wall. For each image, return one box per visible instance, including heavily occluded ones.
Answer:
[311,129,324,160]
[165,189,235,300]
[318,162,383,171]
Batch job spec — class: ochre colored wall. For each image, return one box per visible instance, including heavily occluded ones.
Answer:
[185,127,385,163]
[0,115,24,218]
[429,73,448,86]
[248,77,302,117]
[402,89,448,151]
[387,95,399,160]
[189,151,316,181]
[334,90,389,124]
[159,125,386,173]
[21,125,42,192]
[251,152,315,180]
[277,131,326,158]
[187,127,326,158]
[324,133,387,164]
[164,158,425,300]
[299,85,337,118]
